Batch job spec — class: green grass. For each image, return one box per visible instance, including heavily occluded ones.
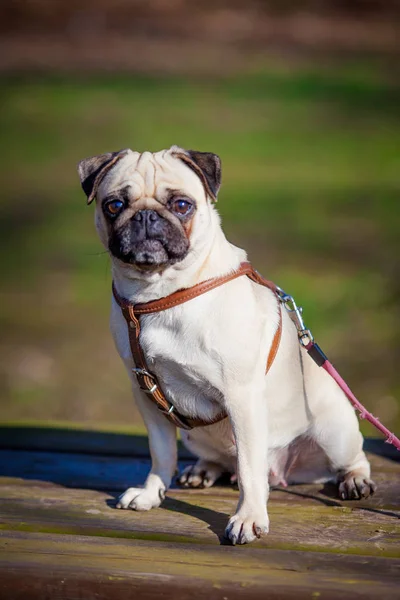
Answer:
[0,67,399,432]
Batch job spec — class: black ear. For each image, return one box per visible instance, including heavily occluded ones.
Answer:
[77,149,130,205]
[172,148,221,202]
[187,150,221,200]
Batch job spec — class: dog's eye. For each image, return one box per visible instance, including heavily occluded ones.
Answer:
[105,200,124,217]
[172,199,192,216]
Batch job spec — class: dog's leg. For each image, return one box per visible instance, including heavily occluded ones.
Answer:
[224,384,270,545]
[310,385,376,500]
[116,391,177,511]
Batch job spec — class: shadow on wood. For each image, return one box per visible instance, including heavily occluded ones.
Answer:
[0,424,399,598]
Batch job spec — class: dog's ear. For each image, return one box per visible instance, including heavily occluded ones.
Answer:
[77,149,130,205]
[172,148,221,202]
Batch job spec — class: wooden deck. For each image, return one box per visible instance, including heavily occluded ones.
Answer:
[0,426,399,599]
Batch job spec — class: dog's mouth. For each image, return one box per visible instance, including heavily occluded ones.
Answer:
[115,239,169,268]
[109,236,189,270]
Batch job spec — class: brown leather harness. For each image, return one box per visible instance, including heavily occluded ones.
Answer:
[112,262,282,430]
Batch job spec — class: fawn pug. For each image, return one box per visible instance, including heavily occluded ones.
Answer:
[77,146,375,545]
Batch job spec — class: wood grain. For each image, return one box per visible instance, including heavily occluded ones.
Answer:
[0,427,399,599]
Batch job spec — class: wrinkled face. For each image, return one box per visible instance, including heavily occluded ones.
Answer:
[94,150,209,270]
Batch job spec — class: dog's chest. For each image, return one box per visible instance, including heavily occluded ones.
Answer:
[145,312,223,406]
[112,302,224,416]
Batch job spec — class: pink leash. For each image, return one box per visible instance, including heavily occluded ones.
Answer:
[307,342,400,450]
[275,285,400,451]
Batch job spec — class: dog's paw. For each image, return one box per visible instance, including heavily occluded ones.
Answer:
[225,509,269,545]
[116,487,164,511]
[338,473,377,500]
[177,461,224,489]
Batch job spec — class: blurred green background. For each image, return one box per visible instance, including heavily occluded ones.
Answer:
[0,1,399,436]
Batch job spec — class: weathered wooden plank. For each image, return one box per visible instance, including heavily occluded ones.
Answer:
[0,433,399,598]
[0,531,399,600]
[0,455,399,556]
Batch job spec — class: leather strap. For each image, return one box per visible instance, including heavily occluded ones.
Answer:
[114,262,256,314]
[113,262,282,429]
[244,268,282,374]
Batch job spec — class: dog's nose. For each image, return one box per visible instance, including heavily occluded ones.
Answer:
[133,209,160,225]
[132,209,164,239]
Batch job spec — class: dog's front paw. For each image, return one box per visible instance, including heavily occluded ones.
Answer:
[177,461,224,489]
[116,487,165,511]
[225,509,269,545]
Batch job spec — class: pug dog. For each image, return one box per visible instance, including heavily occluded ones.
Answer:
[77,146,375,545]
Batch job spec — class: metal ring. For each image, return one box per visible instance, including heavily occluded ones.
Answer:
[132,367,153,378]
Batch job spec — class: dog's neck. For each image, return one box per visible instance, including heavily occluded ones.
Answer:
[111,227,247,304]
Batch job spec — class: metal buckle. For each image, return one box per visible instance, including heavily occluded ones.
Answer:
[276,286,314,346]
[132,367,153,377]
[132,368,176,415]
[132,367,158,395]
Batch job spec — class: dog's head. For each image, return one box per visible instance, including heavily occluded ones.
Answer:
[77,146,221,271]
